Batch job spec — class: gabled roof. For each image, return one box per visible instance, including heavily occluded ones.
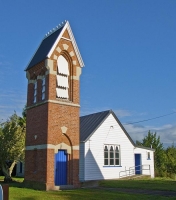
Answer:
[80,110,154,151]
[80,110,135,146]
[25,21,84,71]
[80,110,110,142]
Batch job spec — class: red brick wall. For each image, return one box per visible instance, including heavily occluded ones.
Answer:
[25,28,81,189]
[26,104,48,146]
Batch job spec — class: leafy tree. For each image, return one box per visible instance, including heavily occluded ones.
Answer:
[165,144,176,178]
[141,131,167,177]
[0,112,26,182]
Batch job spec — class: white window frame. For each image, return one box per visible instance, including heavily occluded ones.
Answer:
[104,144,120,166]
[33,81,37,103]
[56,55,69,99]
[42,77,46,100]
[147,151,151,160]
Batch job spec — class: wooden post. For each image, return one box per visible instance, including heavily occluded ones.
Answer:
[1,185,9,200]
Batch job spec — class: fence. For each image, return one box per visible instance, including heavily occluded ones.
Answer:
[119,164,151,179]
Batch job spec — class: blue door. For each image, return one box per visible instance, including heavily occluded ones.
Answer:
[135,154,141,174]
[55,150,67,185]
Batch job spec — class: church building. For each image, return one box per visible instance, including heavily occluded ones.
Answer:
[23,21,154,190]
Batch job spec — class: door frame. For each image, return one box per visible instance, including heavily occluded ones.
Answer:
[134,153,142,175]
[55,150,68,185]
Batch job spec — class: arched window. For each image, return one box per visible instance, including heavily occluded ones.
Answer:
[104,145,108,165]
[33,80,37,103]
[56,55,69,99]
[41,76,46,100]
[104,144,120,166]
[110,145,114,165]
[115,146,120,165]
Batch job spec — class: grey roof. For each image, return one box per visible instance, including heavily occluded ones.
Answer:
[25,26,64,71]
[80,110,110,142]
[80,110,135,146]
[80,110,154,151]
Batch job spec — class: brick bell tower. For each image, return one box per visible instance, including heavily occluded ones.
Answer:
[24,21,84,190]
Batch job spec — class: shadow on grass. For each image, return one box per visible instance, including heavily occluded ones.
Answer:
[0,179,24,188]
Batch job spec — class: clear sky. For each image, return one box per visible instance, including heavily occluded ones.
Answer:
[0,0,176,147]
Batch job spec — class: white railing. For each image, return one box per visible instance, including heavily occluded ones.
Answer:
[119,164,150,179]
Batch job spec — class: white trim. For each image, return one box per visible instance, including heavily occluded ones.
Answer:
[26,99,80,110]
[61,36,71,41]
[71,67,82,80]
[47,23,68,58]
[66,21,84,68]
[26,144,55,150]
[26,144,79,153]
[73,145,79,150]
[48,99,79,107]
[28,79,36,84]
[47,21,84,68]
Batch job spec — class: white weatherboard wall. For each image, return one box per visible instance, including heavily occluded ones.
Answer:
[82,114,136,181]
[134,147,155,178]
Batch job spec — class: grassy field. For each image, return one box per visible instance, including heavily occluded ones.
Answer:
[0,176,176,200]
[100,177,176,192]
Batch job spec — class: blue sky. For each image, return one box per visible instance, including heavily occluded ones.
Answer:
[0,0,176,147]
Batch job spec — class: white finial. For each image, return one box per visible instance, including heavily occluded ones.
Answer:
[65,20,67,22]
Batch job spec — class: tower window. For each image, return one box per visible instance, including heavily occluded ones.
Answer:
[33,81,37,103]
[56,55,69,99]
[42,77,46,100]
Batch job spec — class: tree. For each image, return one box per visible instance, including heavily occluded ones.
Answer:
[165,144,176,178]
[0,112,26,182]
[141,131,167,177]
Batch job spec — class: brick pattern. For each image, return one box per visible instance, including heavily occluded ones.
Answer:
[26,104,48,146]
[25,28,81,190]
[62,29,70,39]
[47,103,80,145]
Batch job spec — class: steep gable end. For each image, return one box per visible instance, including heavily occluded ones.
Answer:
[25,21,84,71]
[80,110,136,146]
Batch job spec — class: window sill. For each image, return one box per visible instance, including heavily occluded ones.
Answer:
[103,166,122,167]
[147,159,151,160]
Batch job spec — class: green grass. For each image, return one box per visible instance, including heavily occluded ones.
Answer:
[9,187,176,200]
[100,177,176,192]
[0,176,176,200]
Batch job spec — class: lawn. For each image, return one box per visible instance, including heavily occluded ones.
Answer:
[0,176,176,200]
[100,177,176,192]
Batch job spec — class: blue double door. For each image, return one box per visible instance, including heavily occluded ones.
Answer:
[55,150,67,185]
[135,154,141,175]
